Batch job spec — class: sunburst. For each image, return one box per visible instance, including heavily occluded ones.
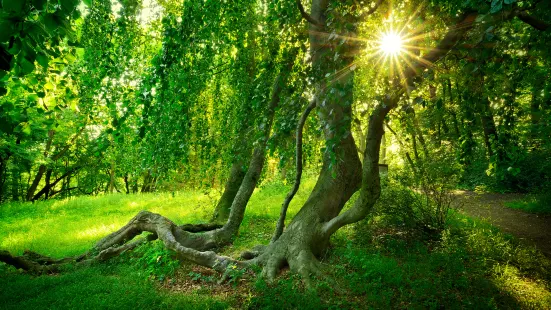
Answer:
[379,31,403,56]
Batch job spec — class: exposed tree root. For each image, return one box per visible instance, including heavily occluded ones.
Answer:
[0,250,62,274]
[0,210,246,275]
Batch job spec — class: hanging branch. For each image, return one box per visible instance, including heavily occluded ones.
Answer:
[271,99,317,243]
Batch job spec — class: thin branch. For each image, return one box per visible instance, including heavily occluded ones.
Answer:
[271,99,317,243]
[296,0,324,27]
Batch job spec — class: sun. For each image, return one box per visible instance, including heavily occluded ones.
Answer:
[379,32,403,56]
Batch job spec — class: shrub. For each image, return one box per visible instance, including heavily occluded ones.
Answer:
[129,239,180,282]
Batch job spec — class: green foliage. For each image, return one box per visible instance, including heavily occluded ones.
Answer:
[375,158,459,232]
[336,211,551,309]
[504,193,551,214]
[129,239,180,282]
[0,263,229,310]
[249,275,323,310]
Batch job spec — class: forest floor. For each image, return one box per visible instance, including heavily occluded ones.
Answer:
[1,182,550,309]
[455,191,551,257]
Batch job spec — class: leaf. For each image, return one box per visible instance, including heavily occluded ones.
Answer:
[22,122,31,135]
[83,0,92,6]
[27,93,39,101]
[8,38,21,55]
[2,0,25,15]
[0,21,13,42]
[490,0,503,13]
[475,14,486,23]
[42,13,61,34]
[60,0,79,14]
[19,57,35,75]
[36,53,48,68]
[31,0,47,10]
[504,0,516,4]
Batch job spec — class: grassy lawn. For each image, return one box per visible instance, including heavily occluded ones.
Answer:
[1,180,550,309]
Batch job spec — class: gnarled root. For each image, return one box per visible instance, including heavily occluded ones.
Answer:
[0,210,242,275]
[0,250,61,274]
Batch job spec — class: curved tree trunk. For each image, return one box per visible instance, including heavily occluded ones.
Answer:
[252,7,479,281]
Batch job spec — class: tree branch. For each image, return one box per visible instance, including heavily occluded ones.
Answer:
[296,0,324,27]
[271,99,317,243]
[32,167,79,201]
[516,12,549,31]
[322,11,483,237]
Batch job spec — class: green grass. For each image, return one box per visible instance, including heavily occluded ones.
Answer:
[1,179,551,309]
[504,195,551,214]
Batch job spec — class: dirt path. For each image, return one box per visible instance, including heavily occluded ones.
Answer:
[455,191,551,257]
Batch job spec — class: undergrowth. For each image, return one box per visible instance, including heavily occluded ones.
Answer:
[504,192,551,214]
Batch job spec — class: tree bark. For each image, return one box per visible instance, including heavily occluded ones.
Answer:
[210,156,248,224]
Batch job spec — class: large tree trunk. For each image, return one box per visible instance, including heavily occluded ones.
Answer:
[250,0,363,280]
[252,7,479,281]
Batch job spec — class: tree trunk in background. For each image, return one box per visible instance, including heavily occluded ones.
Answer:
[141,171,152,193]
[211,159,247,224]
[124,174,130,194]
[44,169,52,199]
[479,97,499,158]
[26,131,55,201]
[530,87,541,140]
[26,165,46,201]
[109,162,115,193]
[11,165,19,201]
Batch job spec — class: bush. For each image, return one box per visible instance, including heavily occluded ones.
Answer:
[128,239,180,282]
[374,148,460,232]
